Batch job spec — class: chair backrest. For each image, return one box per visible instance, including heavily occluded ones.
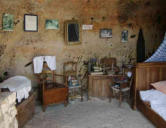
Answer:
[63,61,77,77]
[100,57,117,67]
[129,75,134,88]
[40,62,56,83]
[111,75,133,89]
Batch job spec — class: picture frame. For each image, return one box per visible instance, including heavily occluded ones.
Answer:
[24,14,38,32]
[2,13,14,31]
[121,30,128,43]
[100,29,112,38]
[45,19,59,30]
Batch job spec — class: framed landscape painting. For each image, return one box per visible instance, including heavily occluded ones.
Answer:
[2,13,14,31]
[45,19,59,30]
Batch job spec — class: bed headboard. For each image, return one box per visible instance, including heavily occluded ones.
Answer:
[133,62,166,109]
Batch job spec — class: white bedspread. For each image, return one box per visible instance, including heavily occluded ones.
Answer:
[0,76,31,103]
[151,104,166,121]
[140,89,166,121]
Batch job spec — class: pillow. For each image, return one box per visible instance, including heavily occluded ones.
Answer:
[151,81,166,95]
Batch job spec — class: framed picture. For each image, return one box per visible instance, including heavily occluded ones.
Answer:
[45,19,59,30]
[100,29,112,38]
[121,30,128,43]
[2,13,14,31]
[24,14,38,32]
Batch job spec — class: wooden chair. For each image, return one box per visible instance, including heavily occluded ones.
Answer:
[63,61,83,101]
[100,57,119,73]
[37,62,68,111]
[110,75,133,106]
[100,57,117,67]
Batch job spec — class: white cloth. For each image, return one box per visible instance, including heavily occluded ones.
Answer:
[33,56,44,74]
[33,56,56,74]
[0,76,32,103]
[45,56,56,71]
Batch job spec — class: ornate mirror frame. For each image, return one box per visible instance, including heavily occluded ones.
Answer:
[64,19,82,45]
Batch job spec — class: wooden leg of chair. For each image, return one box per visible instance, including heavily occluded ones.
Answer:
[109,91,112,103]
[42,105,46,112]
[109,97,112,102]
[127,93,130,105]
[71,88,74,101]
[67,95,69,104]
[81,88,83,102]
[109,88,113,102]
[119,92,122,107]
[112,90,115,98]
[87,89,89,100]
[64,100,68,107]
[64,95,69,107]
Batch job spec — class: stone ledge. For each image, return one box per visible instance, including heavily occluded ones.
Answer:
[0,92,18,128]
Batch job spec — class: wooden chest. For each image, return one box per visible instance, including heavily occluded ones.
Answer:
[88,74,124,99]
[88,75,112,99]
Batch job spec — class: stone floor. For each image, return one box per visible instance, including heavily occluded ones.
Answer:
[24,98,154,128]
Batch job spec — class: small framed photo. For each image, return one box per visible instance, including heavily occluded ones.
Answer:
[100,29,112,38]
[24,14,38,32]
[121,30,128,43]
[45,19,59,30]
[2,13,14,31]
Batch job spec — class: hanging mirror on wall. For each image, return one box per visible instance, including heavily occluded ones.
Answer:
[65,19,81,45]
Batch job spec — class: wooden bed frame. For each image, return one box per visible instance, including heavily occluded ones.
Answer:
[16,92,36,128]
[133,62,166,128]
[137,92,166,127]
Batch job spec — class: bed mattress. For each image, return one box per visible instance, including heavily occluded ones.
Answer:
[140,89,166,121]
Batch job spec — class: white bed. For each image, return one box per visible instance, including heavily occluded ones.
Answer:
[140,89,166,121]
[0,76,32,103]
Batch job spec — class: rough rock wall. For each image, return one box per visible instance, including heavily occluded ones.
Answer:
[0,0,165,86]
[0,92,18,128]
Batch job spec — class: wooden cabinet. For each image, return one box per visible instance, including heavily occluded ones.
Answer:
[88,75,113,99]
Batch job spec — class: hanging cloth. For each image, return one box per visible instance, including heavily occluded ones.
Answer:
[137,29,145,62]
[44,56,56,71]
[33,56,44,74]
[33,56,56,74]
